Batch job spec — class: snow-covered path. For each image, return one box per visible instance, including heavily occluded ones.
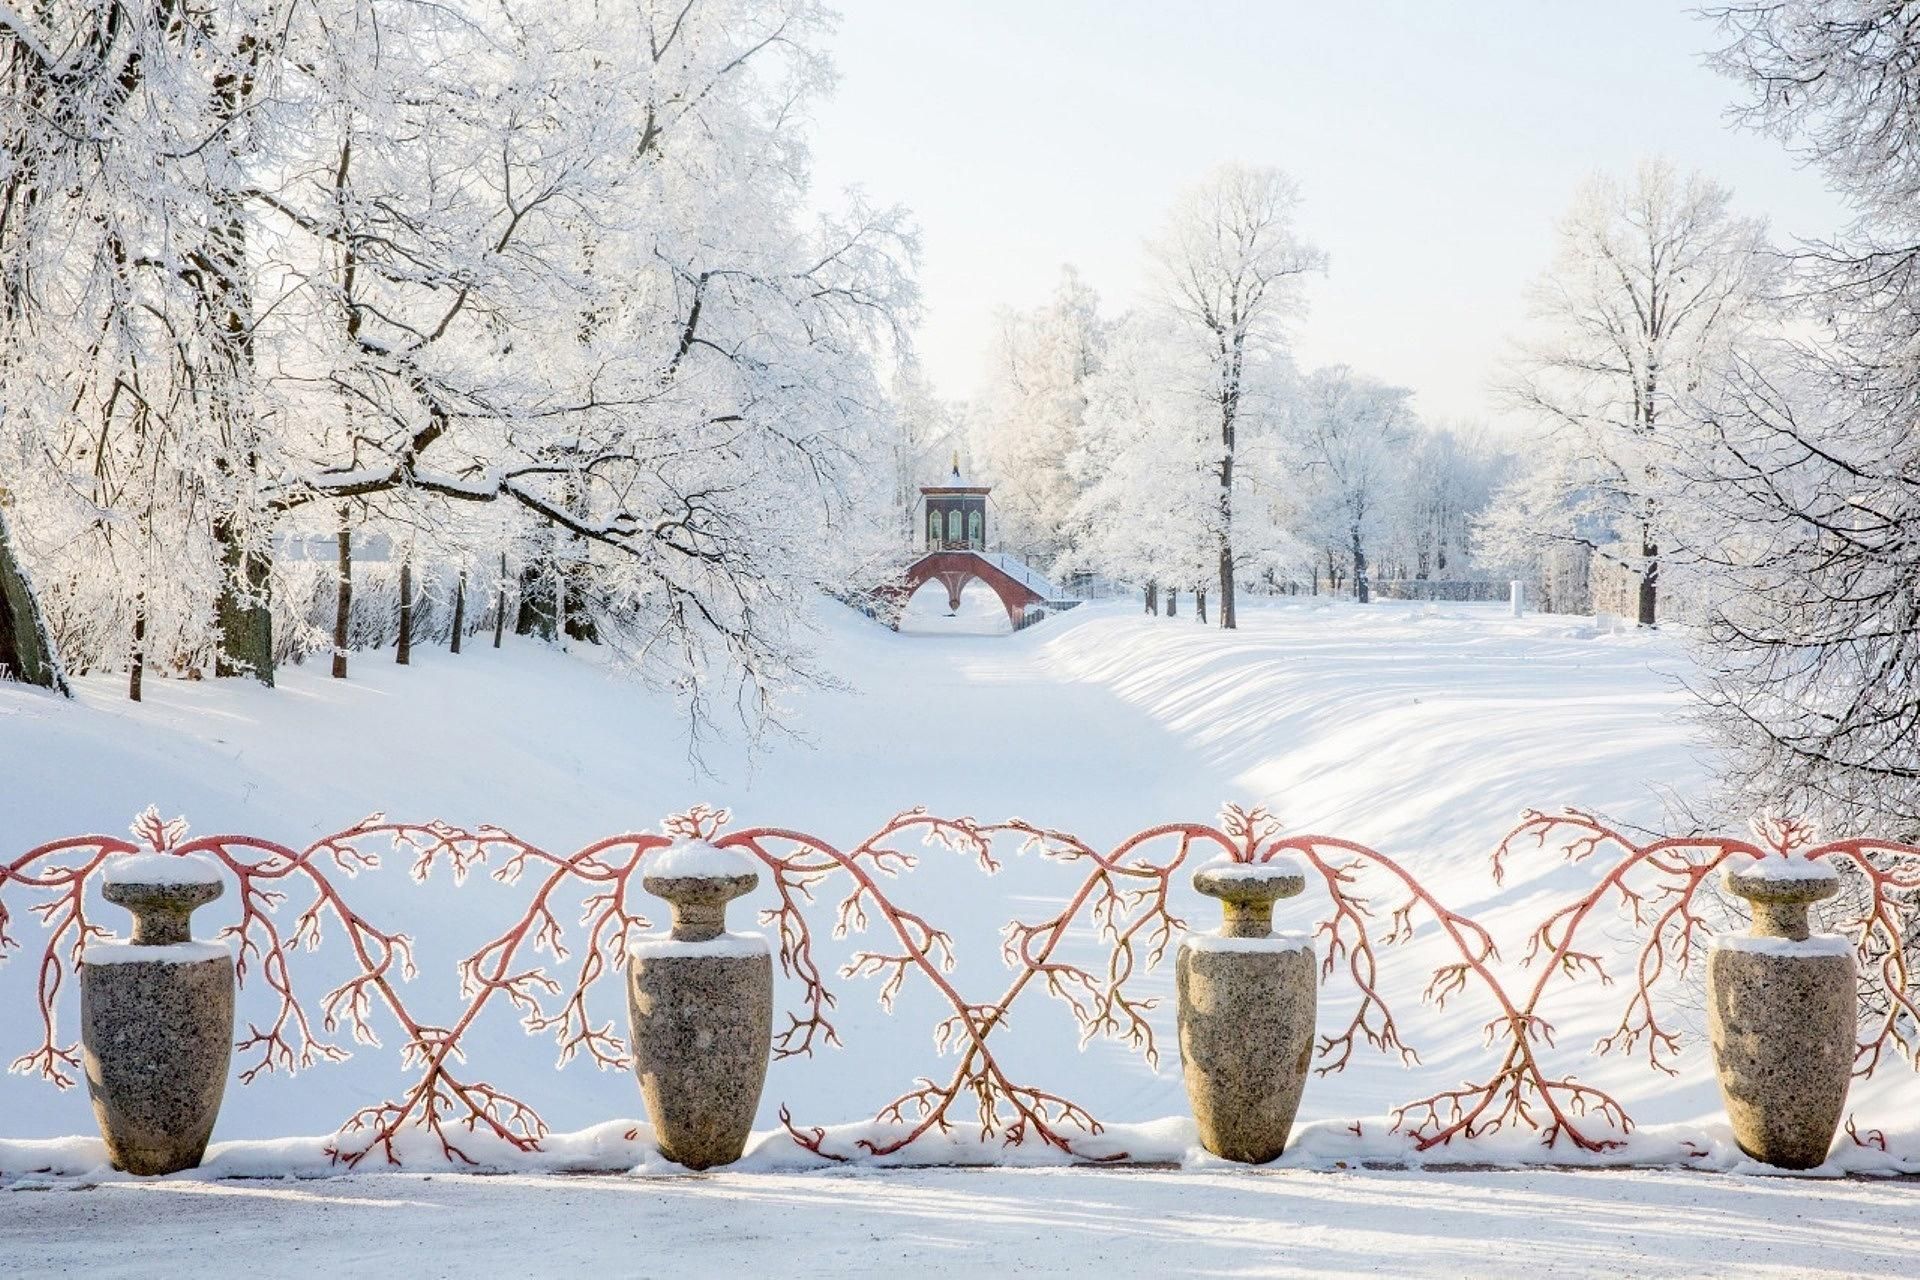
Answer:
[7,1165,1916,1278]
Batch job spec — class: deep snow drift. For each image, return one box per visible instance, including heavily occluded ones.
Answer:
[3,598,1915,1191]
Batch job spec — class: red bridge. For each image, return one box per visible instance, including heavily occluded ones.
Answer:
[879,461,1078,630]
[900,550,1072,628]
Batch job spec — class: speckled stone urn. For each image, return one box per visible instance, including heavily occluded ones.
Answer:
[80,864,235,1176]
[627,847,772,1170]
[1707,859,1855,1170]
[1176,860,1317,1164]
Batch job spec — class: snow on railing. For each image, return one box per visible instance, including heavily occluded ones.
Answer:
[4,805,1918,1167]
[974,550,1063,600]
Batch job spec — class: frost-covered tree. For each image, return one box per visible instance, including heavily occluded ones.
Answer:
[1064,314,1217,611]
[1681,1,1920,833]
[1150,165,1325,629]
[0,1,918,742]
[1378,427,1509,582]
[257,2,915,718]
[971,266,1107,560]
[1490,159,1772,626]
[1285,367,1415,603]
[0,2,288,687]
[889,363,965,543]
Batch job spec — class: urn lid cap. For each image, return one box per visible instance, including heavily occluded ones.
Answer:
[1722,856,1840,906]
[1193,856,1308,905]
[100,852,224,946]
[641,840,759,903]
[101,853,224,914]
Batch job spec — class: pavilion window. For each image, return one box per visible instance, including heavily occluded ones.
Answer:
[967,510,982,547]
[947,510,963,542]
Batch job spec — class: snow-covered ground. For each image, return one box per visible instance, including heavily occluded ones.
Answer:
[4,597,1916,1273]
[8,1164,1920,1279]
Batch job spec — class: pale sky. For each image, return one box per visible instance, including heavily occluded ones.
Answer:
[805,0,1849,432]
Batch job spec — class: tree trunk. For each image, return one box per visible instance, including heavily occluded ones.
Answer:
[1168,587,1178,617]
[213,518,274,685]
[396,559,413,665]
[1144,581,1159,616]
[332,516,351,679]
[450,570,466,654]
[516,562,556,639]
[1217,542,1236,629]
[493,553,507,648]
[1217,375,1239,631]
[0,507,69,695]
[1196,587,1208,624]
[563,550,598,644]
[1351,522,1370,605]
[128,596,146,702]
[1638,526,1659,627]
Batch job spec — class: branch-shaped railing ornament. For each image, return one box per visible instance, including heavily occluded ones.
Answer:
[0,808,671,1166]
[7,804,1915,1169]
[726,805,1518,1161]
[1405,809,1920,1153]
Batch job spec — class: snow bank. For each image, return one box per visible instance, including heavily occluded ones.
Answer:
[101,851,222,888]
[646,840,757,880]
[0,1119,656,1185]
[9,1111,1920,1183]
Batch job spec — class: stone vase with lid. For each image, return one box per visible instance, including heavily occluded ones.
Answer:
[1176,858,1317,1164]
[1707,857,1855,1170]
[627,841,772,1170]
[81,853,235,1176]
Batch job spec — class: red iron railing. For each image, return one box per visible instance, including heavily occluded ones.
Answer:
[4,805,1917,1166]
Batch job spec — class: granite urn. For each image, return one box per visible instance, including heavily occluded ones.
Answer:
[1707,858,1855,1171]
[80,855,235,1176]
[627,843,773,1170]
[1176,859,1317,1163]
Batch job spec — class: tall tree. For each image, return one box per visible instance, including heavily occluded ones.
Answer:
[971,266,1107,561]
[1496,159,1772,626]
[1150,165,1324,629]
[1683,1,1920,833]
[1379,427,1509,582]
[1287,366,1416,604]
[1066,314,1218,604]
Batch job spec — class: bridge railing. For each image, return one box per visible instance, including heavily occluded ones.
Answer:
[4,805,1916,1170]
